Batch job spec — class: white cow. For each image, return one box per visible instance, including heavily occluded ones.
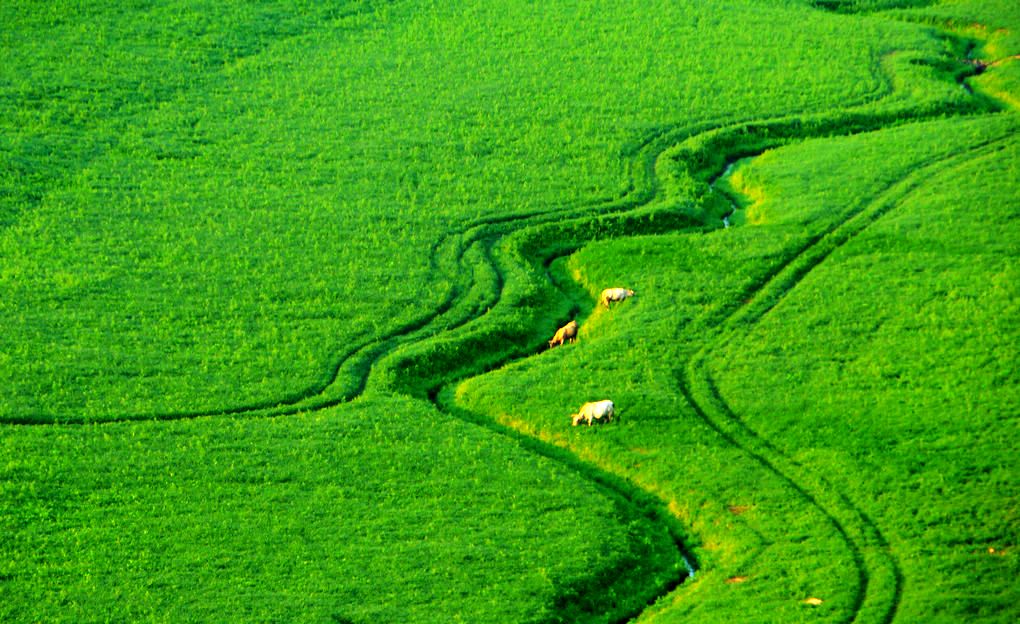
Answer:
[571,400,615,427]
[548,320,578,348]
[600,287,635,308]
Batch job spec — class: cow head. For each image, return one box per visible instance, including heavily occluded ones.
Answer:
[571,413,582,426]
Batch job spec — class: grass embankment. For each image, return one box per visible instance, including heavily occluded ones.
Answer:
[0,0,928,620]
[870,0,1020,109]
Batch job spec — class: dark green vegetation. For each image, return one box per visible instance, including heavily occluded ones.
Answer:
[812,1,934,13]
[2,0,1017,622]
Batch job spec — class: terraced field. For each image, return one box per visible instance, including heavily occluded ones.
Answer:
[2,1,1017,622]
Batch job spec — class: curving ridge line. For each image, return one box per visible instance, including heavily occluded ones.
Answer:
[3,110,682,425]
[678,135,1012,623]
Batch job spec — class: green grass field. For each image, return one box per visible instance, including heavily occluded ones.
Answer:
[1,0,1017,622]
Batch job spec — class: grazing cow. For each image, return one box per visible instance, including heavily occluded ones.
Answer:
[548,320,578,348]
[571,400,615,427]
[600,287,635,308]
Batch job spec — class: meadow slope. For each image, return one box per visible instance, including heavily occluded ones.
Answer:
[1,0,1018,622]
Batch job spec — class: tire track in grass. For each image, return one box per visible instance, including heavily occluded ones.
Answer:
[678,135,1012,623]
[394,104,999,618]
[7,117,998,616]
[403,122,1009,621]
[419,119,1007,619]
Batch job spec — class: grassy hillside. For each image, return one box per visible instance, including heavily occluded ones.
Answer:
[1,0,1017,622]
